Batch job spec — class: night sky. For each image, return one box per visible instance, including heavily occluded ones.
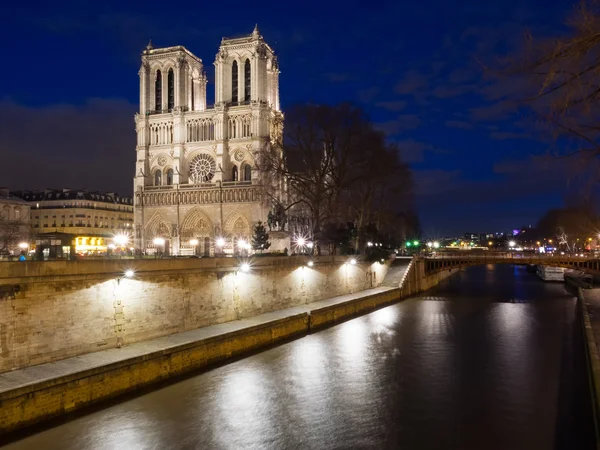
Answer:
[0,0,584,235]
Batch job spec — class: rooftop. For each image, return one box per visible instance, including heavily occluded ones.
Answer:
[12,189,133,205]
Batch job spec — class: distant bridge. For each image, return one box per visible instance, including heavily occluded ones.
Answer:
[422,253,600,275]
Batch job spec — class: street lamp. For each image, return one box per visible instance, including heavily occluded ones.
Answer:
[18,242,29,250]
[508,240,516,248]
[153,237,165,257]
[114,234,129,247]
[433,241,440,249]
[189,239,199,256]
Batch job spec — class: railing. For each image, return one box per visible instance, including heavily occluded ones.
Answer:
[139,184,261,207]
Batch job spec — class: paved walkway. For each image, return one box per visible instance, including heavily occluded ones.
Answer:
[0,287,395,396]
[583,289,600,355]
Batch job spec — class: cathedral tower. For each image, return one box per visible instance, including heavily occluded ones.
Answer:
[133,27,284,256]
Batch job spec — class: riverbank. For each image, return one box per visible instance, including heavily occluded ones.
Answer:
[0,287,400,436]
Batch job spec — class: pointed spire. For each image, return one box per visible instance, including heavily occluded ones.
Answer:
[146,39,154,51]
[252,24,259,37]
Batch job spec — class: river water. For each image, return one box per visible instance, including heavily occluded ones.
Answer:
[2,265,596,449]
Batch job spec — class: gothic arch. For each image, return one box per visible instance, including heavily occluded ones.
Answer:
[223,210,251,238]
[180,207,214,240]
[145,211,172,238]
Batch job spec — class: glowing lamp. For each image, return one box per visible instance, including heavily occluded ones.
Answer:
[240,263,250,273]
[350,258,357,265]
[124,270,134,278]
[18,242,28,249]
[153,237,165,246]
[237,239,247,249]
[297,237,306,246]
[189,239,199,246]
[307,261,314,267]
[114,234,129,246]
[433,241,440,248]
[508,241,516,248]
[307,242,314,249]
[216,238,225,247]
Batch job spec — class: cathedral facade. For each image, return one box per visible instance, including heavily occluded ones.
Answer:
[133,26,283,255]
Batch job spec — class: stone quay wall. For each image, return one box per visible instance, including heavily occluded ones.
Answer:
[0,256,390,374]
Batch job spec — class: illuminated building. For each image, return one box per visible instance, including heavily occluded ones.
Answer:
[133,25,285,256]
[12,189,133,258]
[0,188,31,256]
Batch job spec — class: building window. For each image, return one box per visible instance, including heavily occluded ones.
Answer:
[191,77,195,111]
[14,208,20,220]
[243,164,252,181]
[155,70,162,111]
[166,169,173,185]
[167,68,174,111]
[155,170,162,186]
[232,166,238,181]
[232,61,238,103]
[244,59,251,102]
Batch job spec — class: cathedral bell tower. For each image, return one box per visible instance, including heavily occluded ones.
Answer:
[214,24,280,111]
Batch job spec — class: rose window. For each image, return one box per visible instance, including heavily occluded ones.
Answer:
[189,154,216,183]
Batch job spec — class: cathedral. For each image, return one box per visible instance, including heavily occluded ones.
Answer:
[133,26,284,256]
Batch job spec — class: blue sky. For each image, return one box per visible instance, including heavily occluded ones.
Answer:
[0,0,586,235]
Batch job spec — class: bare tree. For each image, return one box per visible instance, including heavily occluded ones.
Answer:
[0,217,30,255]
[257,102,417,254]
[511,0,600,163]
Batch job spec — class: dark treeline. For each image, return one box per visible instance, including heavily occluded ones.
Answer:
[258,102,418,255]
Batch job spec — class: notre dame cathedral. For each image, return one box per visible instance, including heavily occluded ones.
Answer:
[133,25,285,255]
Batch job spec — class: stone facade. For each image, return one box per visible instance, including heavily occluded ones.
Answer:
[134,25,284,256]
[0,257,390,373]
[14,189,133,238]
[0,189,30,256]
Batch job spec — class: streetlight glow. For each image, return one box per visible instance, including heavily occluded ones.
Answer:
[237,239,247,249]
[153,237,165,246]
[296,237,306,247]
[189,239,199,246]
[509,240,516,248]
[216,237,225,247]
[433,241,440,249]
[240,263,250,273]
[124,270,134,278]
[18,242,28,249]
[350,258,357,265]
[307,261,314,267]
[114,234,129,246]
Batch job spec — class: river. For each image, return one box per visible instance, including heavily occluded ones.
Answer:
[2,264,596,449]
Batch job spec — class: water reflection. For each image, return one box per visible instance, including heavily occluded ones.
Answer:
[2,265,594,450]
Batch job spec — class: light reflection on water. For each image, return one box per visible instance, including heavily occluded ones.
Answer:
[2,265,594,450]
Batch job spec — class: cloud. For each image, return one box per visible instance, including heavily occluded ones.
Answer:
[431,84,476,99]
[323,72,350,83]
[489,131,532,140]
[376,114,422,136]
[469,101,513,121]
[394,70,429,95]
[0,99,136,195]
[445,120,474,130]
[357,87,379,103]
[448,68,476,84]
[374,101,407,112]
[393,139,451,163]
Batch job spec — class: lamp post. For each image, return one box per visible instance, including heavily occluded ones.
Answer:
[153,237,165,257]
[215,237,225,257]
[189,239,199,256]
